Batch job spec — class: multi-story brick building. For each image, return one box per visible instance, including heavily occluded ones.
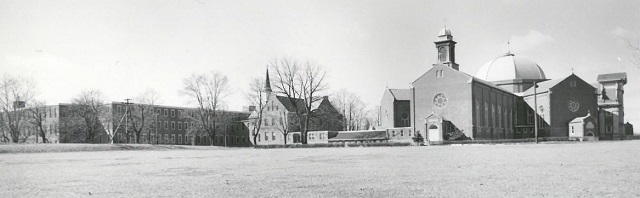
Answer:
[110,103,251,146]
[13,102,250,146]
[10,103,111,143]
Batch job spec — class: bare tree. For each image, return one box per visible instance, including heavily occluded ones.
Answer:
[330,89,371,131]
[244,77,268,145]
[270,58,328,144]
[26,101,49,143]
[129,89,160,143]
[0,75,35,143]
[70,90,112,143]
[372,105,381,129]
[274,111,301,145]
[627,37,640,66]
[182,71,231,146]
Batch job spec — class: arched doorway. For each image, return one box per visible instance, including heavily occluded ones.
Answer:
[428,124,442,142]
[424,114,445,143]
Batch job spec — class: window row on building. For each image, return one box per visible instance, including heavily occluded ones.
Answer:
[257,132,280,142]
[116,132,251,146]
[155,121,195,131]
[151,108,199,118]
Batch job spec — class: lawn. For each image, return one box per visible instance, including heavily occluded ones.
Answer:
[1,141,639,197]
[0,143,201,154]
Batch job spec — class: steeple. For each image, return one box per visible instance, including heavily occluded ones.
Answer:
[264,67,272,93]
[434,26,459,70]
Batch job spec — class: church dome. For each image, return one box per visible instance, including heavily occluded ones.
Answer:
[438,27,452,36]
[475,53,546,82]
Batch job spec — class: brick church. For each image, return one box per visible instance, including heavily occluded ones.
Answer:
[379,27,629,143]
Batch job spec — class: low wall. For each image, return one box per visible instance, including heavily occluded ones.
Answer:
[254,142,412,149]
[440,137,572,145]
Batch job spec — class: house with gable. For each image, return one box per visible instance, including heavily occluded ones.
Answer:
[246,70,344,145]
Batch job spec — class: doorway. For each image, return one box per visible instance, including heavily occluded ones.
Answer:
[428,124,442,142]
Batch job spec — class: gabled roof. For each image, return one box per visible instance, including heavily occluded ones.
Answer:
[569,112,594,123]
[276,95,305,112]
[311,96,330,111]
[597,72,627,83]
[388,89,411,100]
[412,64,514,96]
[329,130,388,141]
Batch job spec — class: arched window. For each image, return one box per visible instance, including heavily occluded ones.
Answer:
[438,47,448,62]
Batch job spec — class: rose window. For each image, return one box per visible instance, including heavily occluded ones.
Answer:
[433,93,448,108]
[568,100,580,112]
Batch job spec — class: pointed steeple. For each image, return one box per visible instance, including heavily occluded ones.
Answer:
[264,67,272,93]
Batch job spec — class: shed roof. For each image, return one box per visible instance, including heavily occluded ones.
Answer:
[329,130,388,141]
[389,89,412,100]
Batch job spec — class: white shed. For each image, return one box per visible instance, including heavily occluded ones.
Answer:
[569,112,598,141]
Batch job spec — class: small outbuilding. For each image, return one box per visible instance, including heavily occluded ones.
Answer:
[569,112,598,141]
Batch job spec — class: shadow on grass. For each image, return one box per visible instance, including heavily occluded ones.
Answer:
[0,144,201,154]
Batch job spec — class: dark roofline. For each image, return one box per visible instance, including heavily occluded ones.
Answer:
[387,88,397,100]
[597,72,627,83]
[388,88,412,101]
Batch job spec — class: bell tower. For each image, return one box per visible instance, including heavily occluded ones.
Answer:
[434,27,459,70]
[596,72,627,139]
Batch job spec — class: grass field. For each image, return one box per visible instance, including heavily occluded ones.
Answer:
[1,141,639,197]
[0,143,201,154]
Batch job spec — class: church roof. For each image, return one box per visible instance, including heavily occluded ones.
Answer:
[412,63,515,95]
[520,78,563,96]
[475,53,546,82]
[597,72,627,83]
[276,96,306,112]
[460,70,515,94]
[520,74,594,97]
[329,130,388,141]
[388,89,412,101]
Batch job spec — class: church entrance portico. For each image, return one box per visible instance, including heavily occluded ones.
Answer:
[424,114,444,145]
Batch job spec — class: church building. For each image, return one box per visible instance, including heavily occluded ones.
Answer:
[379,27,629,143]
[246,70,344,146]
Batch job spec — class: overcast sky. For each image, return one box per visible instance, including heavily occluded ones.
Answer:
[1,0,639,122]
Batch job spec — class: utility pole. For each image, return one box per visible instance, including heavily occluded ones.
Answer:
[533,82,538,144]
[124,98,132,143]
